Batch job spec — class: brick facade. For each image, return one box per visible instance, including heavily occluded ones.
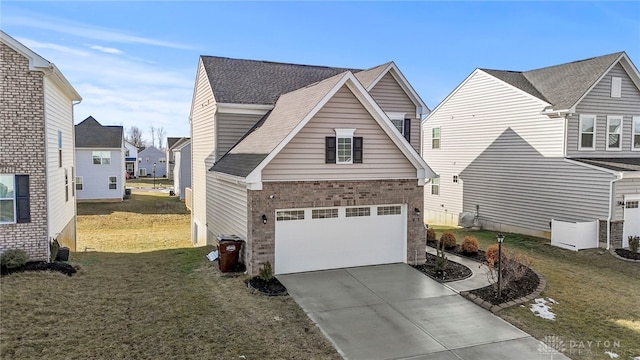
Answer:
[0,42,49,260]
[598,220,624,249]
[245,179,426,275]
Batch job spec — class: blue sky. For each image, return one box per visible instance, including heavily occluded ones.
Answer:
[2,1,639,144]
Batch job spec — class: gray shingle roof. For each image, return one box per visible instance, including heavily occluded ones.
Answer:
[482,52,625,110]
[573,158,640,172]
[75,116,123,148]
[201,56,360,105]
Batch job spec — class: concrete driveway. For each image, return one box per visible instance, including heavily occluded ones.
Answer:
[278,264,569,360]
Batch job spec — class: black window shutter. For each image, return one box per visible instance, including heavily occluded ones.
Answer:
[404,119,411,142]
[325,137,336,164]
[353,137,363,164]
[15,175,30,223]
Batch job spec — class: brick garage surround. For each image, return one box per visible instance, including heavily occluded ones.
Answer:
[245,179,426,275]
[0,43,49,260]
[599,220,624,248]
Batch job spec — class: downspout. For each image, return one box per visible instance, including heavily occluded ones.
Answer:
[607,176,622,250]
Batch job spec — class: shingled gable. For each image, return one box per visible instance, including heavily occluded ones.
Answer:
[479,52,639,114]
[75,116,123,148]
[210,71,434,188]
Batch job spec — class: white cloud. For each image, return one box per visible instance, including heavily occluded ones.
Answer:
[87,44,123,55]
[15,38,90,57]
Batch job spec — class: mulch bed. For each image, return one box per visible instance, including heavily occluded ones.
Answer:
[246,277,288,296]
[427,240,486,262]
[412,253,472,282]
[614,248,640,261]
[1,261,77,277]
[468,265,539,305]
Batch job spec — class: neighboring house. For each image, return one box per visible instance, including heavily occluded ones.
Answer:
[124,140,139,178]
[190,56,434,275]
[166,137,190,180]
[75,116,125,202]
[172,139,191,200]
[423,52,640,249]
[0,31,82,257]
[138,146,167,178]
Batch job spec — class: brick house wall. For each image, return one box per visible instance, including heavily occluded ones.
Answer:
[598,220,624,249]
[0,42,49,260]
[245,179,426,275]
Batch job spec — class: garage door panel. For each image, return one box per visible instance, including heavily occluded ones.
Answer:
[275,205,406,274]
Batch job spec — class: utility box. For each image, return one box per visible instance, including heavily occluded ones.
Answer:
[217,235,244,273]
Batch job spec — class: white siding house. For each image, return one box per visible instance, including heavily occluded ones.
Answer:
[138,146,167,178]
[172,139,191,200]
[423,52,640,248]
[124,141,139,178]
[75,117,125,202]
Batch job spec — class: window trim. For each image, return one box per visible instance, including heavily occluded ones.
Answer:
[0,174,16,224]
[108,176,118,190]
[431,176,440,195]
[632,116,640,151]
[335,129,355,165]
[606,115,622,151]
[92,151,111,165]
[578,114,596,151]
[432,127,441,149]
[76,176,83,191]
[611,76,622,98]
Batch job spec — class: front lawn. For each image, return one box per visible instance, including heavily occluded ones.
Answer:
[0,191,339,359]
[433,227,640,360]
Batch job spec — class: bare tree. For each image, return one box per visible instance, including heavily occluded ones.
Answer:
[149,126,157,148]
[156,126,167,150]
[126,126,145,148]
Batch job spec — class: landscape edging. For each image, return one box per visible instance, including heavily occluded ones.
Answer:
[609,248,640,263]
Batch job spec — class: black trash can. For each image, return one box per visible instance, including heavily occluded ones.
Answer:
[56,247,70,261]
[217,235,244,273]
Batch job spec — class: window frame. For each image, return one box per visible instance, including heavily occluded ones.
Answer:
[578,114,596,151]
[431,176,440,195]
[335,129,355,165]
[108,176,118,190]
[92,151,111,165]
[76,176,83,191]
[632,116,640,151]
[346,207,371,217]
[311,208,339,219]
[0,174,16,224]
[432,127,441,149]
[606,115,623,151]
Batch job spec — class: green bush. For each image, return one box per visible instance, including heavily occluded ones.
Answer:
[426,227,436,242]
[1,249,29,269]
[629,236,639,253]
[259,261,273,281]
[461,236,479,253]
[439,231,457,249]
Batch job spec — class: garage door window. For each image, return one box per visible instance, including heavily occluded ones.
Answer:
[277,210,305,221]
[377,206,401,215]
[312,208,338,219]
[346,207,370,217]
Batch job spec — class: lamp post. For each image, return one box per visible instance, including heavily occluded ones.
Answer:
[153,162,157,189]
[496,233,504,300]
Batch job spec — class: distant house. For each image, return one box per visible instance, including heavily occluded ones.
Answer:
[166,137,190,180]
[0,30,82,257]
[190,56,434,275]
[138,146,167,178]
[423,52,640,249]
[172,139,191,199]
[75,116,125,202]
[124,141,139,178]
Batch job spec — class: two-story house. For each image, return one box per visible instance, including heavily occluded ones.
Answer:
[75,116,125,202]
[166,137,189,180]
[423,52,640,249]
[1,31,82,258]
[190,56,434,275]
[138,146,167,178]
[124,140,139,178]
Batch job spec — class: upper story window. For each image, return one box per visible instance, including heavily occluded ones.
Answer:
[326,129,362,164]
[159,157,166,163]
[0,174,30,224]
[432,127,441,149]
[633,116,640,151]
[387,112,411,142]
[579,115,596,150]
[606,115,622,151]
[611,77,622,98]
[125,149,130,157]
[108,176,118,190]
[58,130,63,168]
[431,176,440,195]
[92,151,111,165]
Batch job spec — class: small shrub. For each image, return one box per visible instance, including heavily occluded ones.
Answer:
[461,236,479,254]
[426,227,436,243]
[1,249,29,269]
[485,247,534,299]
[439,231,457,249]
[629,236,639,253]
[485,244,500,268]
[434,238,448,274]
[259,261,273,281]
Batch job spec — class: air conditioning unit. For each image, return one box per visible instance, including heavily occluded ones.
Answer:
[458,212,476,228]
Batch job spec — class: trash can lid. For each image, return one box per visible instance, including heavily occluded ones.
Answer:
[217,234,243,242]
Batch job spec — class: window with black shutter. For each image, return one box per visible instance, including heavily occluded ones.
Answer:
[353,137,363,163]
[15,175,30,223]
[325,137,336,164]
[403,119,411,142]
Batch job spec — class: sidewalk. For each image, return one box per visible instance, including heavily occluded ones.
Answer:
[426,246,493,293]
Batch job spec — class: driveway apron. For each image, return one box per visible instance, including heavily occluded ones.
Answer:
[278,263,569,360]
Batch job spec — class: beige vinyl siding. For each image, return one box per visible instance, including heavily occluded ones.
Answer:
[369,73,420,152]
[206,175,248,239]
[43,77,76,239]
[422,70,563,223]
[460,128,615,233]
[190,59,216,245]
[614,178,640,220]
[567,63,640,157]
[262,86,415,181]
[216,113,264,160]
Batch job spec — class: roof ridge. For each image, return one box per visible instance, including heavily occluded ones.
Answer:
[523,51,624,74]
[200,55,361,72]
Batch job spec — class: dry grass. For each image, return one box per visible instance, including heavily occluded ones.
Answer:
[126,177,173,189]
[433,226,640,360]
[1,191,339,360]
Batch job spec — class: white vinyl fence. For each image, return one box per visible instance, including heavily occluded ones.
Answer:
[551,219,599,251]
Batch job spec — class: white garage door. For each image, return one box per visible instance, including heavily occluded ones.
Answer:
[623,196,640,248]
[274,204,407,274]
